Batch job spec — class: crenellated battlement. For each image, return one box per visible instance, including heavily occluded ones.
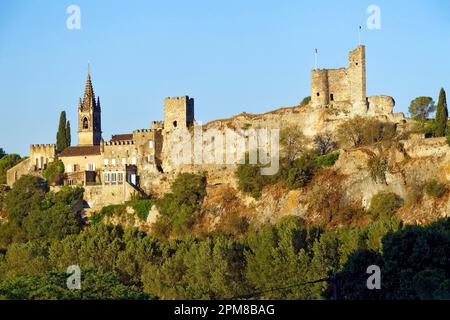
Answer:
[104,140,135,146]
[133,129,151,133]
[151,121,164,129]
[30,144,56,152]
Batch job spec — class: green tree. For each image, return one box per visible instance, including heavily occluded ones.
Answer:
[280,125,307,164]
[0,268,150,300]
[408,96,436,121]
[435,88,448,137]
[336,218,450,300]
[0,154,22,184]
[56,111,71,153]
[5,175,48,223]
[286,154,315,190]
[0,148,5,159]
[336,117,396,148]
[23,202,83,241]
[66,121,71,147]
[154,173,207,238]
[42,159,65,185]
[370,192,403,219]
[0,242,50,281]
[235,162,266,198]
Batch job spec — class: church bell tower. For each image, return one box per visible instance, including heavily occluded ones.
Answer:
[78,65,102,146]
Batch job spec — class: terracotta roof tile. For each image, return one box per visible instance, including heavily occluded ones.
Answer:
[58,145,101,157]
[110,134,133,142]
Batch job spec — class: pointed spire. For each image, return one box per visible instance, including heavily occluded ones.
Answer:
[96,96,101,110]
[82,63,96,111]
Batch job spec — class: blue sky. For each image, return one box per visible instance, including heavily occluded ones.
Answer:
[1,0,449,155]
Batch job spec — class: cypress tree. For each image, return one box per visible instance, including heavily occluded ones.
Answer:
[435,88,448,137]
[66,121,71,148]
[56,111,68,153]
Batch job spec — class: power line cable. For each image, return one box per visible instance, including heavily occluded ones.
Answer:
[229,277,331,300]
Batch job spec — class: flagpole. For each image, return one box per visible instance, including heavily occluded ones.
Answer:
[314,48,318,69]
[358,26,362,45]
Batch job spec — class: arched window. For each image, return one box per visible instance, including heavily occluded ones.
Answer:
[83,117,89,129]
[173,121,177,128]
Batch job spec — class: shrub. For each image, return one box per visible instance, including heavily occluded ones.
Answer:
[337,117,397,148]
[424,180,447,198]
[314,151,340,169]
[313,133,338,156]
[368,157,388,185]
[153,173,207,238]
[300,96,311,105]
[220,212,249,236]
[370,192,404,219]
[171,173,207,208]
[42,160,64,181]
[236,163,266,198]
[90,213,104,225]
[129,199,154,221]
[100,204,126,218]
[286,155,315,190]
[335,207,366,225]
[280,126,308,163]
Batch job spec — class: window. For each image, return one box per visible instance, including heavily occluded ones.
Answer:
[111,173,117,184]
[122,158,126,165]
[74,164,80,172]
[104,159,109,166]
[131,157,137,165]
[83,117,89,129]
[104,173,110,185]
[316,92,320,97]
[87,163,95,171]
[118,173,124,184]
[66,164,72,173]
[148,155,154,162]
[112,159,116,166]
[330,94,334,101]
[173,121,177,128]
[148,140,154,148]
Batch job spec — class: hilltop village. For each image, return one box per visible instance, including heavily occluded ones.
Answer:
[6,45,450,221]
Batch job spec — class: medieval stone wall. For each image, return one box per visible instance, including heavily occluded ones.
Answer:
[30,144,56,171]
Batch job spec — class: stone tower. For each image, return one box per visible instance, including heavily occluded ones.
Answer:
[348,45,367,113]
[78,66,102,146]
[310,45,367,114]
[163,96,195,132]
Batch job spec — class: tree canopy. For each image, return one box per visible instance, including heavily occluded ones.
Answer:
[408,96,435,121]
